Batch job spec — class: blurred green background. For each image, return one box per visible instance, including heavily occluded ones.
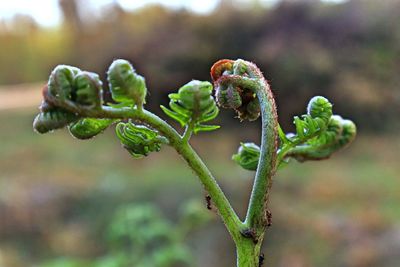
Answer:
[0,0,399,266]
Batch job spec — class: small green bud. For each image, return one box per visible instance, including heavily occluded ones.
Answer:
[161,80,220,133]
[47,65,103,109]
[232,142,260,171]
[69,118,114,140]
[307,96,333,125]
[107,59,147,107]
[48,65,80,100]
[169,80,214,113]
[115,122,167,158]
[74,71,103,108]
[338,118,356,146]
[33,108,78,134]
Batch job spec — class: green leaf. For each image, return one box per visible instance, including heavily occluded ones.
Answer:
[193,124,220,134]
[115,122,167,158]
[160,105,187,127]
[69,118,115,140]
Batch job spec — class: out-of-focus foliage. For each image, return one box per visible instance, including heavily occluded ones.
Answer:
[0,0,399,131]
[0,111,399,267]
[40,201,212,267]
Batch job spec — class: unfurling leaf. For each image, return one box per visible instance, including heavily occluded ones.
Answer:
[69,118,115,140]
[211,59,262,121]
[33,108,78,134]
[232,142,260,171]
[161,80,219,133]
[115,122,168,158]
[107,59,147,108]
[47,65,103,109]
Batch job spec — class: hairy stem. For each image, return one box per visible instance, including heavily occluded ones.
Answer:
[243,65,278,233]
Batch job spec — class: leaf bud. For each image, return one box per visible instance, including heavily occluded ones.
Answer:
[107,59,147,107]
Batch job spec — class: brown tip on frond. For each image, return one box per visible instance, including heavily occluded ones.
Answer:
[210,59,234,82]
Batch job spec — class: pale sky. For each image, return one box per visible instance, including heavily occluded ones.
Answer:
[0,0,346,27]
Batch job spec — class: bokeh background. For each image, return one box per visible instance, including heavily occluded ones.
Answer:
[0,0,399,266]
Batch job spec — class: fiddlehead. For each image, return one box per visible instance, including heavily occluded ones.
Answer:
[161,80,220,135]
[107,59,147,109]
[232,143,260,171]
[69,118,116,140]
[33,107,78,134]
[231,95,356,169]
[46,65,103,109]
[33,65,109,134]
[211,60,263,121]
[285,115,356,162]
[211,59,279,232]
[115,122,168,158]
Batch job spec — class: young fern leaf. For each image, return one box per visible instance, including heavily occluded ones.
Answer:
[286,115,356,161]
[47,65,103,109]
[107,59,147,108]
[69,118,116,140]
[281,96,355,163]
[33,108,78,134]
[232,96,356,171]
[115,122,168,158]
[160,80,220,134]
[232,142,260,171]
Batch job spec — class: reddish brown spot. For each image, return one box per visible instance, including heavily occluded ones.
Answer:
[210,59,234,82]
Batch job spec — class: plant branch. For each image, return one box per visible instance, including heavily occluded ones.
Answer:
[244,78,278,231]
[76,105,243,243]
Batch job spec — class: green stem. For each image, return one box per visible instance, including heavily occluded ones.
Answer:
[244,74,278,232]
[237,239,262,267]
[84,106,243,243]
[182,121,194,143]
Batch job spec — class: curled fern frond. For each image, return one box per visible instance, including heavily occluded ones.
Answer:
[286,115,356,161]
[69,118,115,140]
[232,142,260,171]
[211,59,261,121]
[236,96,355,169]
[307,96,333,124]
[115,122,168,158]
[280,97,356,163]
[289,96,333,143]
[107,59,147,108]
[47,65,103,109]
[160,80,220,134]
[33,108,78,134]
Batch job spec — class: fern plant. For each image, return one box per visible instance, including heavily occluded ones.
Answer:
[33,59,356,267]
